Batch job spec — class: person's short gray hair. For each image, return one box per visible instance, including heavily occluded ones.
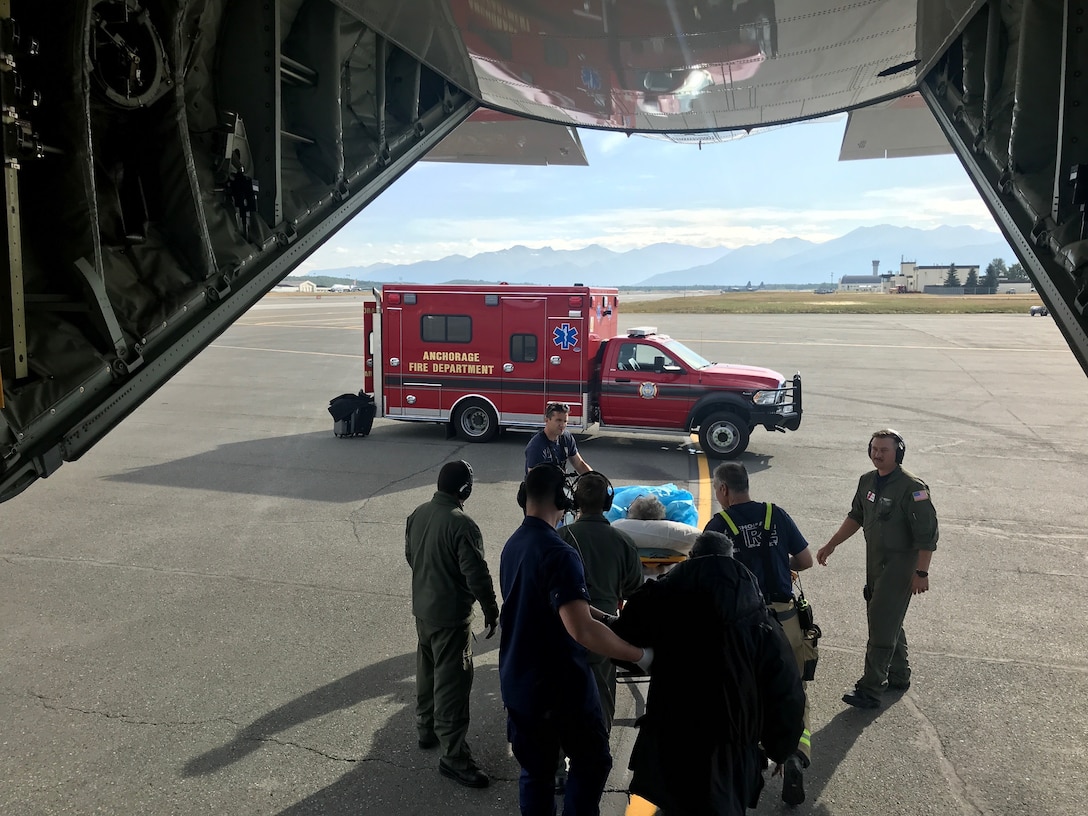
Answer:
[712,462,749,493]
[690,531,734,558]
[627,494,666,520]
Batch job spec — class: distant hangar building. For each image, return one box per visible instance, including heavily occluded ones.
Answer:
[886,261,980,292]
[838,262,983,293]
[838,275,883,292]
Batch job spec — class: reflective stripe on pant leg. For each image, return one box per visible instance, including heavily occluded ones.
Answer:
[771,600,810,762]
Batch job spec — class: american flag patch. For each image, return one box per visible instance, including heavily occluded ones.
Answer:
[912,489,929,502]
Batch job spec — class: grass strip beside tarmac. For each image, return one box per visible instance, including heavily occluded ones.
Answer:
[622,291,1041,315]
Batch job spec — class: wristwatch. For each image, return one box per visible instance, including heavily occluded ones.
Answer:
[915,570,929,578]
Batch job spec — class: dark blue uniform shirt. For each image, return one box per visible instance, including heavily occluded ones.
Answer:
[703,501,810,601]
[524,430,579,474]
[498,516,599,716]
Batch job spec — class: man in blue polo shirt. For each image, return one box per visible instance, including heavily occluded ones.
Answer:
[524,402,592,475]
[500,464,651,816]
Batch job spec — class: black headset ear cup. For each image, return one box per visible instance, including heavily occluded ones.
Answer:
[523,465,573,512]
[557,473,574,513]
[458,460,473,501]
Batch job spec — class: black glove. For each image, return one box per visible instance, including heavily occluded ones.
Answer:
[484,610,499,639]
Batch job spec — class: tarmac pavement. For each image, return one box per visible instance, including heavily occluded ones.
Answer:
[2,297,1086,815]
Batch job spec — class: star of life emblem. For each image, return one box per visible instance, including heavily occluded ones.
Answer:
[553,323,578,350]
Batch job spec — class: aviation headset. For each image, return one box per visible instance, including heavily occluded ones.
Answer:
[456,460,474,501]
[572,470,614,513]
[438,460,474,502]
[517,464,575,513]
[868,429,906,464]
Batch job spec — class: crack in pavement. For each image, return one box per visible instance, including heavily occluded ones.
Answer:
[901,692,996,816]
[346,445,472,545]
[33,693,230,728]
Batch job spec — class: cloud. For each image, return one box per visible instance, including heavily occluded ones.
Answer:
[296,121,1001,270]
[300,192,1001,269]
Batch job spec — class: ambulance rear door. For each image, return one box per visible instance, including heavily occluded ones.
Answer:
[545,295,587,429]
[500,296,547,425]
[382,306,404,415]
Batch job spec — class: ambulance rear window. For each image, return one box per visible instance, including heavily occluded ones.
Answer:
[421,314,472,343]
[511,333,537,362]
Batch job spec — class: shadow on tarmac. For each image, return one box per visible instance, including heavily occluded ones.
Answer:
[182,651,419,778]
[104,422,776,503]
[765,701,887,814]
[183,637,511,815]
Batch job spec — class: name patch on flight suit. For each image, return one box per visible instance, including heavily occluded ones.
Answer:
[866,491,876,502]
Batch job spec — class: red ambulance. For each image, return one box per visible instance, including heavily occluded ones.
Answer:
[363,284,801,457]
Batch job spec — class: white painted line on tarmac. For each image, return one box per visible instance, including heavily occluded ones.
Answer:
[234,321,363,329]
[208,344,362,359]
[682,338,1068,353]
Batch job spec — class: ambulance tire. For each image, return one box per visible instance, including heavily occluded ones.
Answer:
[698,411,750,458]
[454,399,499,443]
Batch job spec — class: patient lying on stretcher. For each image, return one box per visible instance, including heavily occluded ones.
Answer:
[611,494,701,579]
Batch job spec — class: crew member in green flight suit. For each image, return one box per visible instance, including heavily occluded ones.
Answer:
[816,429,938,709]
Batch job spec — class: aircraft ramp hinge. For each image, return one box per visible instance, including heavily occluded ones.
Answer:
[1071,164,1088,241]
[1030,217,1051,248]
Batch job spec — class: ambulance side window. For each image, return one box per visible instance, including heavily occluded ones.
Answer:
[511,334,537,362]
[421,314,472,343]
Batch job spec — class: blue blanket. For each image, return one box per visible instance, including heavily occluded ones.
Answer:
[605,483,699,527]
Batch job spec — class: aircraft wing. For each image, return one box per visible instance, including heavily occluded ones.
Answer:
[423,110,587,166]
[838,93,953,160]
[1,0,1086,501]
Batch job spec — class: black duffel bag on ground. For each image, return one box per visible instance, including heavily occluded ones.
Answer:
[328,391,375,438]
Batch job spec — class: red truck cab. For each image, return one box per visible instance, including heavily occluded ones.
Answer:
[594,327,801,457]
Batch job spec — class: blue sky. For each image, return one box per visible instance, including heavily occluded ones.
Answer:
[299,117,1001,272]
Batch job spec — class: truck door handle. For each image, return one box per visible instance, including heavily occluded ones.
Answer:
[615,378,631,383]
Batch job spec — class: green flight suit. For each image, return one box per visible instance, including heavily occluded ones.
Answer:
[558,513,643,730]
[405,491,499,769]
[847,466,938,695]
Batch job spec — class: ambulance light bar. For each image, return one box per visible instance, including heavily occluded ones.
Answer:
[626,326,658,338]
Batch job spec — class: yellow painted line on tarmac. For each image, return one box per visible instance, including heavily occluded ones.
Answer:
[693,434,712,527]
[625,795,659,816]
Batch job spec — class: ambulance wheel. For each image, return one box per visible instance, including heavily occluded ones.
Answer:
[454,399,498,443]
[698,412,749,458]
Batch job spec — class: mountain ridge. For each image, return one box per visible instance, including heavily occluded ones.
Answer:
[299,225,1016,287]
